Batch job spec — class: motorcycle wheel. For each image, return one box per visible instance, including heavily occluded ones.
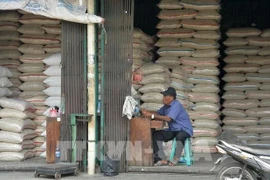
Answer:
[216,163,257,180]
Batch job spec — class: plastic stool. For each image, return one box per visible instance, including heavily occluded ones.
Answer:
[169,138,193,166]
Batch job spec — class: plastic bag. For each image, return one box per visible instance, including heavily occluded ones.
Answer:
[102,154,119,176]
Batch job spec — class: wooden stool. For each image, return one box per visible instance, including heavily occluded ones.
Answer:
[169,138,193,166]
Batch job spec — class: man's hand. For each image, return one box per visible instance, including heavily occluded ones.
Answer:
[141,109,152,118]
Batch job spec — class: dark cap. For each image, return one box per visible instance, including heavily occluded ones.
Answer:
[160,87,176,97]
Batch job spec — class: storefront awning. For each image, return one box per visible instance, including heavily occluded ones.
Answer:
[0,0,104,24]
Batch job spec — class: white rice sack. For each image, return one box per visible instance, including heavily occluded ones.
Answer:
[18,44,45,54]
[18,63,44,73]
[195,10,220,20]
[192,49,219,58]
[245,125,270,134]
[261,29,270,38]
[245,56,270,65]
[192,137,218,146]
[0,88,12,98]
[245,73,270,83]
[180,0,220,10]
[43,66,61,76]
[0,31,20,41]
[140,92,163,104]
[0,40,20,50]
[155,57,181,66]
[188,110,219,120]
[0,77,13,88]
[226,28,262,37]
[222,91,246,100]
[158,0,183,9]
[223,38,248,46]
[19,91,46,99]
[191,84,219,93]
[40,151,46,158]
[0,140,35,152]
[193,30,220,40]
[43,44,61,53]
[18,25,45,34]
[176,90,187,100]
[235,133,260,141]
[222,73,246,82]
[43,76,61,87]
[34,147,46,157]
[44,97,61,107]
[187,74,219,85]
[223,99,259,110]
[32,137,46,147]
[133,49,150,60]
[247,141,270,149]
[137,63,166,75]
[0,49,21,60]
[224,64,260,73]
[180,38,219,49]
[180,57,219,67]
[192,67,219,76]
[158,9,197,20]
[19,14,61,25]
[181,65,196,74]
[139,73,170,85]
[7,88,20,98]
[0,149,36,161]
[43,87,61,97]
[260,118,270,125]
[258,47,270,56]
[260,134,270,141]
[9,78,22,88]
[225,46,261,55]
[247,37,270,47]
[246,108,270,118]
[42,24,62,35]
[260,99,270,107]
[222,108,246,118]
[140,103,163,112]
[170,78,187,90]
[0,129,37,143]
[20,34,60,45]
[33,116,46,126]
[0,119,36,133]
[133,39,148,50]
[193,120,219,129]
[157,47,194,57]
[0,67,12,78]
[0,60,20,70]
[0,22,19,31]
[223,55,248,64]
[224,82,260,91]
[36,126,46,136]
[138,83,168,93]
[222,125,246,134]
[188,92,219,103]
[245,90,270,99]
[181,19,219,31]
[19,73,47,82]
[35,106,48,116]
[8,69,21,78]
[157,28,195,39]
[193,127,220,138]
[260,83,270,90]
[191,102,219,112]
[255,65,270,75]
[42,53,61,66]
[155,38,181,47]
[0,108,36,119]
[0,11,20,22]
[0,97,36,112]
[19,82,45,91]
[25,96,47,106]
[156,20,182,30]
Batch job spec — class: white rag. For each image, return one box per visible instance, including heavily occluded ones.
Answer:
[122,96,138,120]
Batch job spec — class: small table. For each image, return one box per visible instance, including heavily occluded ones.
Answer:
[129,117,164,166]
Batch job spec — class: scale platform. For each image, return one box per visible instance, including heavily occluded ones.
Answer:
[34,163,79,179]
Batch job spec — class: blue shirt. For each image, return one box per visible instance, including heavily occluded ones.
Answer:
[157,100,193,137]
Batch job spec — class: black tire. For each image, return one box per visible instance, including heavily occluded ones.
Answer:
[54,172,61,179]
[34,171,40,178]
[74,169,79,176]
[216,163,257,180]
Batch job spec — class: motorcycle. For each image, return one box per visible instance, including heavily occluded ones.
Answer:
[211,135,270,180]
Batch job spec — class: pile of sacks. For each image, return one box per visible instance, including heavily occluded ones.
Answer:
[156,0,222,153]
[0,67,13,98]
[0,98,38,161]
[0,11,22,97]
[222,27,270,149]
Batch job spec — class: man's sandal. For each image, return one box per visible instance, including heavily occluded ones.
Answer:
[154,160,168,166]
[168,159,178,166]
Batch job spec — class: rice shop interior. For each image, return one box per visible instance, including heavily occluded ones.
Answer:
[99,0,270,172]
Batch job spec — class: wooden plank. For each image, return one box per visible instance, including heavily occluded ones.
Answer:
[46,117,60,163]
[129,117,152,166]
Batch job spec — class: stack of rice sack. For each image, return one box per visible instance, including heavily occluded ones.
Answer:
[132,29,155,101]
[0,98,37,161]
[156,0,221,153]
[222,27,270,149]
[0,11,22,97]
[0,67,13,98]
